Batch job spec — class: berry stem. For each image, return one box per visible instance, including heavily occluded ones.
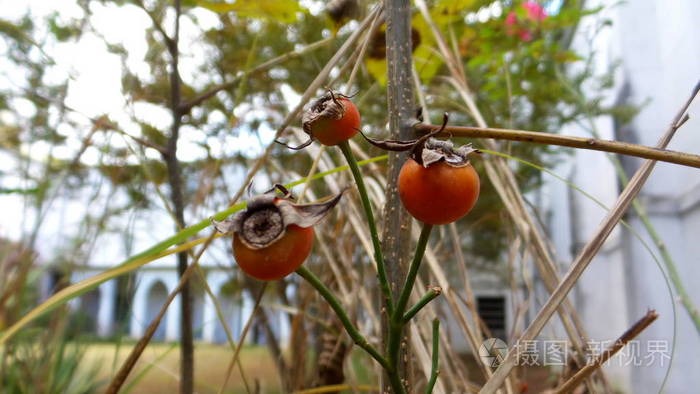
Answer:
[387,222,433,394]
[394,222,433,319]
[338,140,394,315]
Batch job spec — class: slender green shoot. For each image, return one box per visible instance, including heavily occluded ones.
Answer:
[426,319,440,394]
[296,266,390,370]
[404,287,442,323]
[338,141,394,314]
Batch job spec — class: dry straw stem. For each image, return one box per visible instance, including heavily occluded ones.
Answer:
[218,284,268,394]
[414,123,700,169]
[554,310,659,394]
[480,81,700,394]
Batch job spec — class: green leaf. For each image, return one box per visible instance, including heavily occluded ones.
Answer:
[0,18,29,43]
[196,0,306,23]
[140,122,168,147]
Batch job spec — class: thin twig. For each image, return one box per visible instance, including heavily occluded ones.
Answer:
[133,0,175,53]
[554,310,659,394]
[217,283,268,394]
[558,70,700,334]
[388,223,434,394]
[394,223,434,318]
[415,123,700,169]
[403,287,442,323]
[104,261,198,394]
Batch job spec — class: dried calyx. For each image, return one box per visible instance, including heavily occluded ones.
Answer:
[303,90,350,133]
[359,111,478,167]
[214,185,344,249]
[276,90,352,150]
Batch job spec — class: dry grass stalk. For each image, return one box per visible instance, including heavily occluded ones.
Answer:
[415,123,700,169]
[414,1,602,390]
[480,81,700,394]
[104,261,200,394]
[217,284,268,394]
[553,310,659,394]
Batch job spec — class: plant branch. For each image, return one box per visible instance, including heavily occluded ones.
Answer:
[403,287,442,323]
[159,0,193,392]
[554,310,659,394]
[387,223,433,394]
[394,223,434,319]
[384,1,418,390]
[133,0,176,53]
[425,319,440,394]
[295,266,390,371]
[338,141,393,314]
[179,37,333,113]
[414,123,700,169]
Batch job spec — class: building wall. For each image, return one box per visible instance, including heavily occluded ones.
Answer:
[544,1,700,392]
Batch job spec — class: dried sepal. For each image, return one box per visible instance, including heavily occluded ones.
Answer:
[302,90,349,135]
[279,191,345,229]
[275,136,314,151]
[358,112,476,167]
[213,186,344,250]
[420,139,476,168]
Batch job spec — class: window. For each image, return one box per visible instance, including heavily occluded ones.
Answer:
[477,295,506,340]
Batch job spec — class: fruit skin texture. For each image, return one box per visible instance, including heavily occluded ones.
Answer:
[233,225,314,281]
[398,158,480,225]
[310,97,360,146]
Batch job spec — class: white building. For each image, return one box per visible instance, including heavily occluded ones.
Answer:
[541,0,700,392]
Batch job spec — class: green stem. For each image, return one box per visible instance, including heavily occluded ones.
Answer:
[338,141,394,314]
[295,266,390,370]
[404,287,442,323]
[426,319,440,394]
[386,222,433,394]
[394,223,434,318]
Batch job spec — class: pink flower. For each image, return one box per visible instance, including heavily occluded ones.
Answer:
[518,30,533,41]
[505,11,517,27]
[504,1,547,41]
[522,1,547,22]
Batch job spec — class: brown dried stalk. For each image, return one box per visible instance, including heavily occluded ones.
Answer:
[414,123,700,169]
[553,310,659,394]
